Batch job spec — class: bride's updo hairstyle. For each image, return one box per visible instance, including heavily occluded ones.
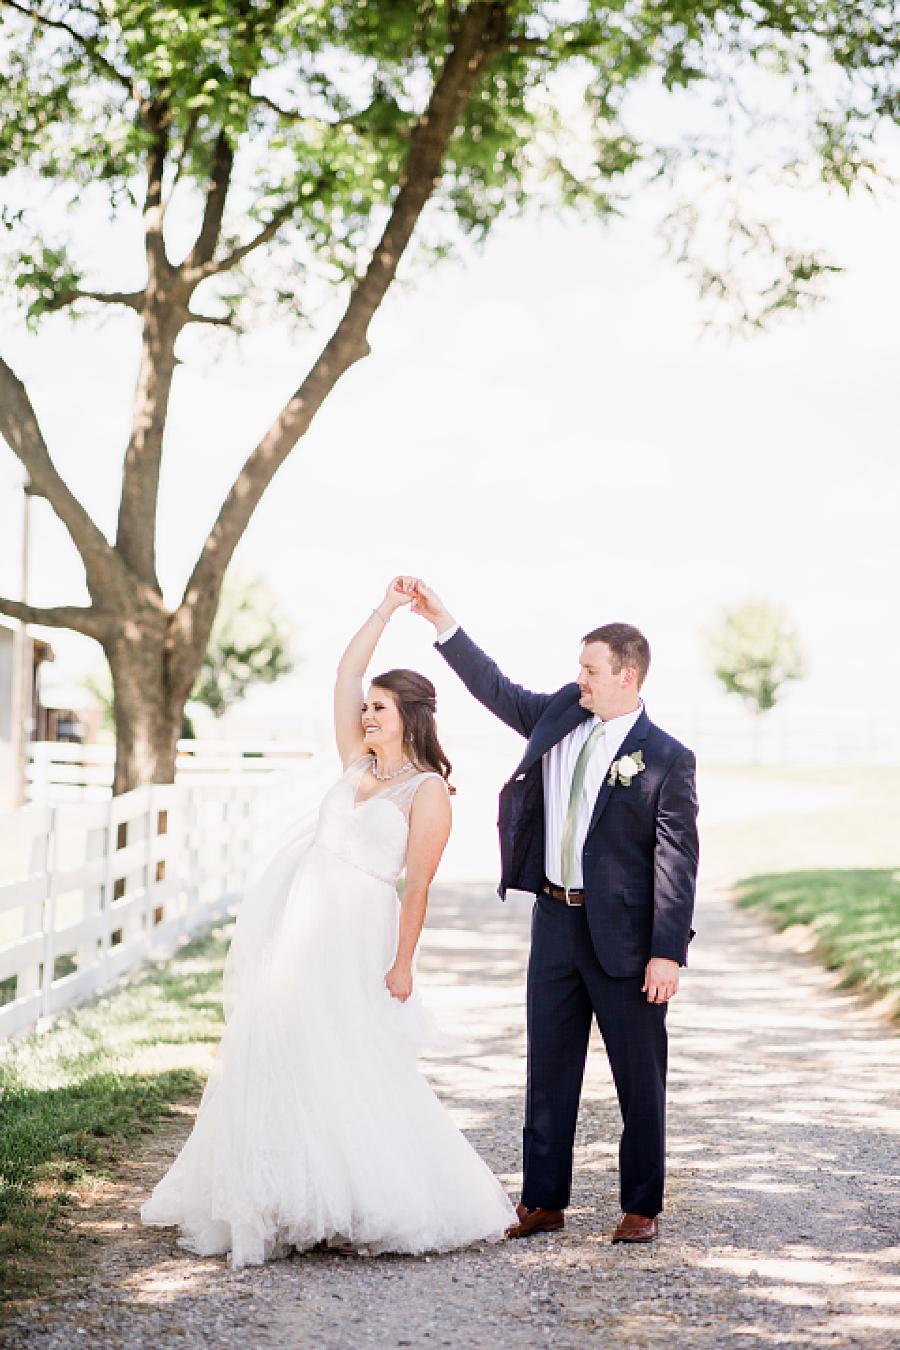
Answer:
[370,669,455,795]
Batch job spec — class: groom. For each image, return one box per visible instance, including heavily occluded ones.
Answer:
[412,585,698,1244]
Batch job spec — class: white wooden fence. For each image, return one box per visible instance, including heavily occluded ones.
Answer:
[0,757,330,1041]
[25,739,317,805]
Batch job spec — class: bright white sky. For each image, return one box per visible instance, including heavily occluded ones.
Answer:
[1,123,898,764]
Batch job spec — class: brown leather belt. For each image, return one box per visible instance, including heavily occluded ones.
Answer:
[542,882,585,907]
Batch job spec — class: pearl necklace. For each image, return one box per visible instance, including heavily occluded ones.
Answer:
[370,758,414,782]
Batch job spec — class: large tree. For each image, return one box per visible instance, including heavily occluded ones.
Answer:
[0,1,896,792]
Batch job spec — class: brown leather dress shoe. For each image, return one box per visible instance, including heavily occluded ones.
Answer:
[612,1212,658,1243]
[505,1203,565,1239]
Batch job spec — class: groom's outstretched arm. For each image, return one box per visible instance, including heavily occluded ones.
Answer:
[412,584,551,738]
[438,628,553,737]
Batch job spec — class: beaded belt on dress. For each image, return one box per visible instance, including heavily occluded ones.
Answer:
[313,840,395,886]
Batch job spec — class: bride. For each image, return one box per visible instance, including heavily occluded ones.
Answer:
[141,577,516,1266]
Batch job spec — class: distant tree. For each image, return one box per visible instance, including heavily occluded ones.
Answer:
[190,573,295,720]
[707,601,806,716]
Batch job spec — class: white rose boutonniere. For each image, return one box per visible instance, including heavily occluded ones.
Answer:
[607,749,645,788]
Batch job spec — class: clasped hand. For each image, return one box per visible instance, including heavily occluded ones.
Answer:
[380,576,447,623]
[378,575,419,616]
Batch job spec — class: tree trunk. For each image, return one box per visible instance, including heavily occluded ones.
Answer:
[106,626,184,794]
[115,303,185,587]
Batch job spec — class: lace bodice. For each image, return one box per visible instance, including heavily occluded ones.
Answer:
[312,756,447,885]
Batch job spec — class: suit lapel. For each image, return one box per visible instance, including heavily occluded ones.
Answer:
[584,710,651,840]
[516,696,590,775]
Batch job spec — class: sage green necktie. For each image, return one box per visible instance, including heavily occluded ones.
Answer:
[560,721,606,891]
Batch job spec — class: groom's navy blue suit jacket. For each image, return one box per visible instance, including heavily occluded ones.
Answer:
[437,629,699,979]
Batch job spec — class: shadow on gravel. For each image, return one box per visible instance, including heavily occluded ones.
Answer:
[422,883,900,1348]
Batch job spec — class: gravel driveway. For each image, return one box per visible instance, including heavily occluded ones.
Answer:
[4,881,899,1349]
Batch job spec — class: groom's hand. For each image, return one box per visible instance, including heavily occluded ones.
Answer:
[410,581,455,633]
[642,957,680,1004]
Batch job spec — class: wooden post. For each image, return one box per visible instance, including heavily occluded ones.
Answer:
[40,805,60,1019]
[9,480,32,808]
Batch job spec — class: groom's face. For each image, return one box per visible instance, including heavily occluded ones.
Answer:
[577,642,634,719]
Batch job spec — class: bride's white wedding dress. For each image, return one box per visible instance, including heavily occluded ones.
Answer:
[141,756,515,1267]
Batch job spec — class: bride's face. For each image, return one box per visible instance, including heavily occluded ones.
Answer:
[361,686,404,751]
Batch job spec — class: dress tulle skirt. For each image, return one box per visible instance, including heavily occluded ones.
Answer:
[141,834,516,1267]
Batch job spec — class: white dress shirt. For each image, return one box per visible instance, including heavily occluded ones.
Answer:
[435,625,642,888]
[542,705,642,887]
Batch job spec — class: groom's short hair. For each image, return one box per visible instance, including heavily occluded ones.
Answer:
[582,623,651,688]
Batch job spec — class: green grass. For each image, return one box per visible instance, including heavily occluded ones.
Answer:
[735,869,900,1015]
[698,766,900,1018]
[0,923,231,1306]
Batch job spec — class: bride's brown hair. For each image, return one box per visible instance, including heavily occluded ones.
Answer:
[370,669,455,795]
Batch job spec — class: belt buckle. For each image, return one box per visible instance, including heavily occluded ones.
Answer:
[563,887,579,906]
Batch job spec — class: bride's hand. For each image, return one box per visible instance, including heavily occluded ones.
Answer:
[385,963,413,1002]
[379,576,418,617]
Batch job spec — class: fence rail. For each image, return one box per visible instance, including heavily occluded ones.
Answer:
[25,739,316,805]
[0,756,330,1042]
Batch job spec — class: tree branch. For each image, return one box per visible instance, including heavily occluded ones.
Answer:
[250,92,337,125]
[505,34,606,59]
[182,131,235,272]
[0,354,125,589]
[44,288,145,314]
[187,204,295,281]
[174,2,507,679]
[163,109,201,213]
[141,99,171,278]
[249,92,381,131]
[0,0,135,93]
[114,101,180,588]
[0,595,106,638]
[187,310,239,329]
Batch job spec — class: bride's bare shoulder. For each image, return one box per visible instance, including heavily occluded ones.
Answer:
[408,773,452,812]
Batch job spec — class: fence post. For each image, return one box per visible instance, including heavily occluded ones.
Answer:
[15,815,50,1004]
[97,794,115,985]
[78,814,106,980]
[144,784,158,944]
[182,783,199,931]
[28,744,48,807]
[39,806,61,1018]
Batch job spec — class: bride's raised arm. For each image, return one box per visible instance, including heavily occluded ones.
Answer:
[333,577,416,766]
